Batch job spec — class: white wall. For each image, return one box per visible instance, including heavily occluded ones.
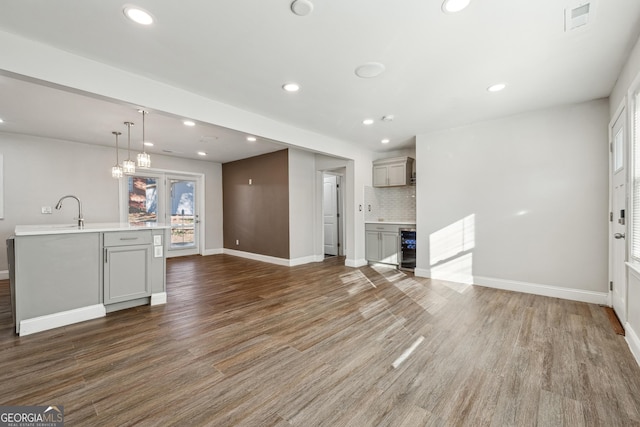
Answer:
[288,148,317,263]
[415,99,609,299]
[143,149,224,255]
[610,34,640,116]
[0,132,223,271]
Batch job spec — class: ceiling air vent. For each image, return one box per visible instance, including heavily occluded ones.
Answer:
[565,2,592,32]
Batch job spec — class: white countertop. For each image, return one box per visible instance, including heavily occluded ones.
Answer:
[14,222,170,236]
[365,221,416,225]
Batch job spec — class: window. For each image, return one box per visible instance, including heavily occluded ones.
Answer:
[127,176,158,225]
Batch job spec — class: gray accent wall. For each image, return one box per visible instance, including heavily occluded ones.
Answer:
[222,149,290,259]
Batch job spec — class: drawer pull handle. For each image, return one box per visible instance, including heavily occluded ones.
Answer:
[120,237,138,241]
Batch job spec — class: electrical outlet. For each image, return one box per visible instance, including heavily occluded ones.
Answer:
[236,240,239,245]
[41,206,52,214]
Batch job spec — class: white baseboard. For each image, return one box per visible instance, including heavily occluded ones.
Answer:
[626,322,640,368]
[473,275,608,305]
[202,248,223,256]
[222,250,327,267]
[151,292,167,305]
[0,270,8,280]
[289,255,322,266]
[223,248,292,267]
[345,258,368,268]
[414,267,430,278]
[414,269,607,305]
[19,304,106,336]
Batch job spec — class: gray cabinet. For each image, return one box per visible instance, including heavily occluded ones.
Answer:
[365,224,401,265]
[103,231,152,305]
[13,233,102,334]
[12,224,168,335]
[372,157,414,187]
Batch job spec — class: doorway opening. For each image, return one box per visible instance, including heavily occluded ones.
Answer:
[323,171,345,257]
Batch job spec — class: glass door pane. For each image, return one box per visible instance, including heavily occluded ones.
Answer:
[128,176,158,225]
[169,179,197,250]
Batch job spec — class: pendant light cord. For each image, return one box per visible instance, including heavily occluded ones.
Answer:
[113,131,120,163]
[142,110,146,153]
[126,122,133,160]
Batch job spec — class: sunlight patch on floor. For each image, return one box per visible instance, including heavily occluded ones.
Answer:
[392,336,425,369]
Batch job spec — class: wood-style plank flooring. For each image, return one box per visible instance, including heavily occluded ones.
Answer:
[1,254,640,426]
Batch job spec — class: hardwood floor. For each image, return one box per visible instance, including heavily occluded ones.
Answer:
[1,254,640,426]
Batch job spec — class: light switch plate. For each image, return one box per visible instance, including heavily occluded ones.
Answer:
[154,246,163,258]
[153,235,162,246]
[41,206,52,214]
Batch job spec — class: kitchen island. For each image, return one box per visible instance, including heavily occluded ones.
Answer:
[9,223,169,336]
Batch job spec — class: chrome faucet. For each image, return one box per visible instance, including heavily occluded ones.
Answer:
[55,195,84,227]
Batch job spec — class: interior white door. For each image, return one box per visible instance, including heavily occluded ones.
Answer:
[323,175,339,256]
[611,107,627,324]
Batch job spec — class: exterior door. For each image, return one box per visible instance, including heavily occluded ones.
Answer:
[121,172,202,258]
[168,177,200,257]
[611,106,627,324]
[323,175,339,256]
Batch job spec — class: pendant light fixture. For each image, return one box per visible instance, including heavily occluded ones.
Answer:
[122,121,136,174]
[111,131,124,179]
[137,109,151,168]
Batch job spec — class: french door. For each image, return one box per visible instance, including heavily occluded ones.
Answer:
[167,177,199,256]
[121,171,202,257]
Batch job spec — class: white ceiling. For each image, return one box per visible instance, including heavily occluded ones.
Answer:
[0,73,287,163]
[0,0,639,161]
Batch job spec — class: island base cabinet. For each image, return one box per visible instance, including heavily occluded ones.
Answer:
[104,244,151,305]
[14,233,101,334]
[103,230,153,309]
[11,225,168,335]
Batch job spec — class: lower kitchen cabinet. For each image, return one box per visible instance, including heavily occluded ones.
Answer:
[103,231,152,306]
[365,224,401,265]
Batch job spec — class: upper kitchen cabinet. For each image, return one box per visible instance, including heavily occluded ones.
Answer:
[372,157,414,187]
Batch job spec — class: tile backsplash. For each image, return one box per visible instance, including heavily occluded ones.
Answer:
[364,185,416,222]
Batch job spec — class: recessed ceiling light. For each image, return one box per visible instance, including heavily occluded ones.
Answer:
[487,83,507,92]
[144,141,154,147]
[442,0,471,13]
[362,119,374,125]
[123,5,154,25]
[355,62,386,79]
[282,82,300,92]
[183,120,195,127]
[197,151,207,156]
[247,136,257,142]
[290,0,314,16]
[381,138,390,144]
[0,118,4,123]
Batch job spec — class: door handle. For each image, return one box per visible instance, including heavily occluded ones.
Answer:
[614,233,626,239]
